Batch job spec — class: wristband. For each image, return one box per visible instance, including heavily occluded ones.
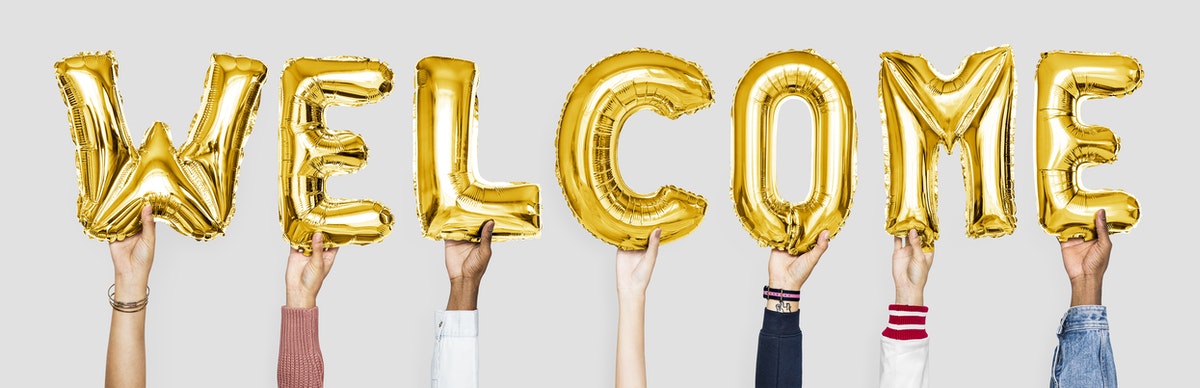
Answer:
[762,286,800,302]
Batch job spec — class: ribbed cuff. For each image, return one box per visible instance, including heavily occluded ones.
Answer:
[761,308,802,336]
[882,304,928,340]
[280,306,321,354]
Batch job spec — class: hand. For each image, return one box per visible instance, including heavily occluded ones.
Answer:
[892,229,934,306]
[615,229,662,299]
[109,205,156,301]
[767,230,830,291]
[1060,210,1112,306]
[444,220,495,310]
[285,233,339,309]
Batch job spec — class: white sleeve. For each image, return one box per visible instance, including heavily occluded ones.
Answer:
[432,310,479,388]
[879,336,929,388]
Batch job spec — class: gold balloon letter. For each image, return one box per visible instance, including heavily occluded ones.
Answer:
[1036,52,1142,241]
[279,57,395,252]
[880,46,1017,249]
[414,57,540,242]
[556,49,713,249]
[731,50,857,255]
[55,52,266,241]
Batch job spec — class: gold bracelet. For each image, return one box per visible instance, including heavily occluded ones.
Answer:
[108,284,150,313]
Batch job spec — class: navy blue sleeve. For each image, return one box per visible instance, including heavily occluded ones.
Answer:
[755,308,802,388]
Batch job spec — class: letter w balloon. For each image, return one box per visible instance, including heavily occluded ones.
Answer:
[55,52,266,242]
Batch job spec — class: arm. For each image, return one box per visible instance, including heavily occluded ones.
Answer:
[755,231,830,388]
[880,230,933,388]
[615,229,662,388]
[1050,210,1117,388]
[106,205,155,388]
[278,233,339,388]
[433,220,494,388]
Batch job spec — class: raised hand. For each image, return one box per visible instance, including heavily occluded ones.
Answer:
[615,228,662,298]
[285,233,339,309]
[444,220,495,310]
[892,229,934,306]
[1060,210,1112,306]
[109,204,157,300]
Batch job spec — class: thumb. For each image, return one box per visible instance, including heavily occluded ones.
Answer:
[640,228,662,272]
[139,204,156,241]
[1095,209,1111,246]
[478,220,495,257]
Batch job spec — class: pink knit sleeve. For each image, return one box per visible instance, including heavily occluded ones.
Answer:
[278,306,324,388]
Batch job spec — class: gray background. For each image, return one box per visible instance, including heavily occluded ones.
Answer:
[2,0,1195,386]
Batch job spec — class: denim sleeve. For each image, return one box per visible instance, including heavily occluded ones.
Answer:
[1050,306,1117,388]
[756,309,802,388]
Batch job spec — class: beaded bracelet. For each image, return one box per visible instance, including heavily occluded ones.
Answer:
[108,284,150,313]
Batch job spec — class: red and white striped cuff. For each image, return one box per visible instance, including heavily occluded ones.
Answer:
[881,304,928,340]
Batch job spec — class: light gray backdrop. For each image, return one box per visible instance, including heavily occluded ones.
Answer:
[2,1,1194,386]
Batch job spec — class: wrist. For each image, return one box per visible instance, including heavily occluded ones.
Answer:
[447,280,481,310]
[617,291,646,305]
[895,288,924,306]
[285,290,316,309]
[113,278,148,300]
[767,278,802,291]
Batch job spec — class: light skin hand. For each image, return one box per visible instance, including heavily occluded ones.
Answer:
[444,220,495,311]
[1060,210,1112,307]
[615,228,661,388]
[105,204,156,388]
[109,204,156,300]
[764,230,830,311]
[892,229,934,306]
[615,229,662,300]
[285,233,339,309]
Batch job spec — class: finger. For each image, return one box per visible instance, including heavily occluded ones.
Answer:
[907,229,923,253]
[139,204,156,241]
[1094,209,1111,246]
[478,220,495,258]
[324,246,339,270]
[893,236,904,251]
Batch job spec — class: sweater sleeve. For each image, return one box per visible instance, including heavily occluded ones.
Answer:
[755,309,803,388]
[879,304,929,388]
[278,306,324,388]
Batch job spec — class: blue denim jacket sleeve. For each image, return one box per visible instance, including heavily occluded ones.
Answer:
[1050,305,1117,388]
[756,309,803,388]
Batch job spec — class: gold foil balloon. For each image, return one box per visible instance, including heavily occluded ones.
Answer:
[556,49,713,250]
[279,57,395,252]
[731,50,857,255]
[55,52,266,241]
[879,46,1017,250]
[1035,52,1142,241]
[414,56,540,242]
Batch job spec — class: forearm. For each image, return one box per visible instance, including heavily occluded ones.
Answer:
[106,279,148,388]
[615,294,646,388]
